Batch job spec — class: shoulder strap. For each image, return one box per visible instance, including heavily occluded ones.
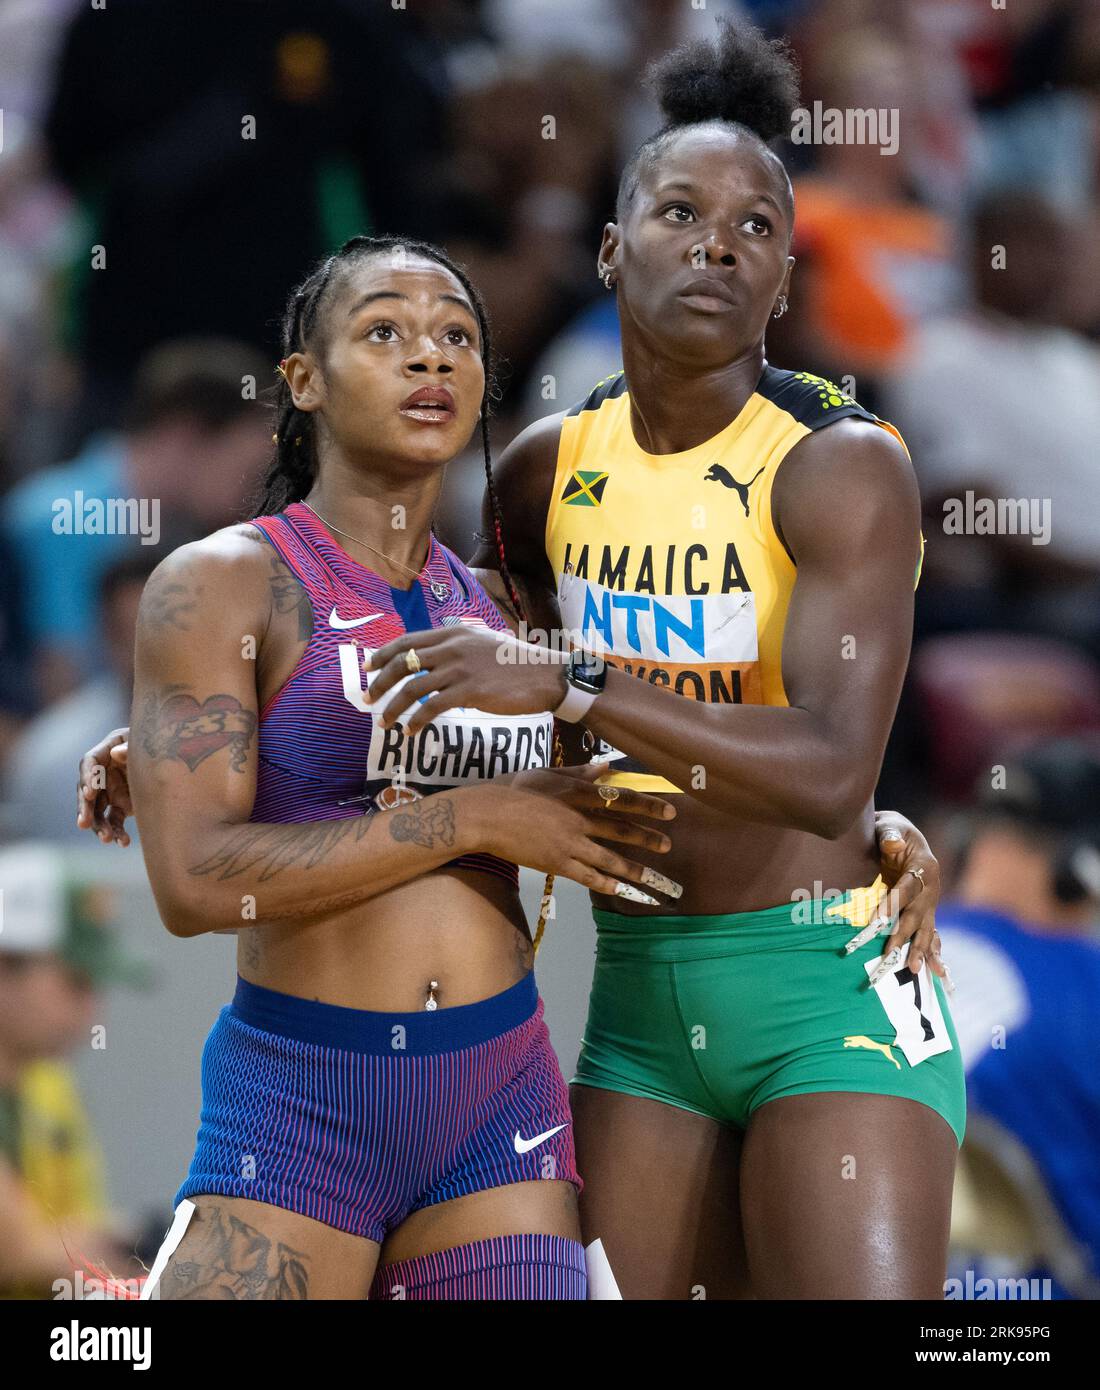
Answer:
[565,369,627,418]
[755,365,882,431]
[248,510,335,595]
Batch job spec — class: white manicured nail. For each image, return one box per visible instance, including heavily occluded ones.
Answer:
[843,915,892,955]
[640,867,682,899]
[615,883,660,906]
[867,946,904,988]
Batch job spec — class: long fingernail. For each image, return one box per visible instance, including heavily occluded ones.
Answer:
[640,867,682,899]
[615,883,660,906]
[843,915,891,955]
[867,946,904,987]
[879,828,904,843]
[940,959,956,995]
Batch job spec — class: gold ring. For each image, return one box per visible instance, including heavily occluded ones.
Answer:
[598,785,621,804]
[405,648,421,674]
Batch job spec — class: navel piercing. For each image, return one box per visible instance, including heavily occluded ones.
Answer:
[425,980,439,1012]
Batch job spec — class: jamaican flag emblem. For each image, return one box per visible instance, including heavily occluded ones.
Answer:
[560,469,609,507]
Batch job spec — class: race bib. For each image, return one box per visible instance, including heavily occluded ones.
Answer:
[864,943,953,1067]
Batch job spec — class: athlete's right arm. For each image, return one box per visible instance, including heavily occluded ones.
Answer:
[130,533,675,936]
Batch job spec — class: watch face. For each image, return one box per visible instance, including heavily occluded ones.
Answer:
[570,650,607,691]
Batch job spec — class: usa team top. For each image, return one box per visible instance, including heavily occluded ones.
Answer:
[249,503,553,886]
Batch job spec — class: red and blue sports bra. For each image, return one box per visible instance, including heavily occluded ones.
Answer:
[248,503,553,886]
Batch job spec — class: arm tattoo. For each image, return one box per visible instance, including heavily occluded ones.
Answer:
[140,685,256,772]
[268,551,313,642]
[388,797,457,848]
[159,1204,308,1300]
[190,814,373,881]
[143,576,200,632]
[239,928,262,970]
[514,928,534,975]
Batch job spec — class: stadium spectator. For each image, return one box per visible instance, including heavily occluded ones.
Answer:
[2,338,269,705]
[0,530,36,770]
[0,0,82,486]
[783,27,960,392]
[0,842,148,1297]
[884,192,1100,654]
[3,552,157,844]
[942,740,1100,1299]
[42,0,452,441]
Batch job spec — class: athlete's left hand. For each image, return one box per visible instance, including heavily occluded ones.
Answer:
[77,727,133,846]
[867,810,951,987]
[366,626,567,732]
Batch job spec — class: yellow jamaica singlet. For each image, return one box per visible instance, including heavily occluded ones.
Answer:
[544,364,918,793]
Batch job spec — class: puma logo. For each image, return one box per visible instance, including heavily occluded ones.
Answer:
[703,464,765,515]
[843,1035,901,1069]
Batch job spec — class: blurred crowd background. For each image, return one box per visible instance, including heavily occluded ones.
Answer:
[0,0,1098,1300]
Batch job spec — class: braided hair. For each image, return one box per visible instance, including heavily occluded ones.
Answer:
[617,18,801,220]
[254,234,559,943]
[255,236,508,583]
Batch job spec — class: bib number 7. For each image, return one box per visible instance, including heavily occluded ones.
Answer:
[864,943,953,1067]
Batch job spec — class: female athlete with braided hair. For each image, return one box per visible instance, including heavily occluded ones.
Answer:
[76,233,696,1301]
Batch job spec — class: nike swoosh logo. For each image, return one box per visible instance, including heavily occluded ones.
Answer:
[513,1123,569,1154]
[329,609,384,630]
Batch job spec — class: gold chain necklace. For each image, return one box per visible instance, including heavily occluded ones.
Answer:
[300,502,450,600]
